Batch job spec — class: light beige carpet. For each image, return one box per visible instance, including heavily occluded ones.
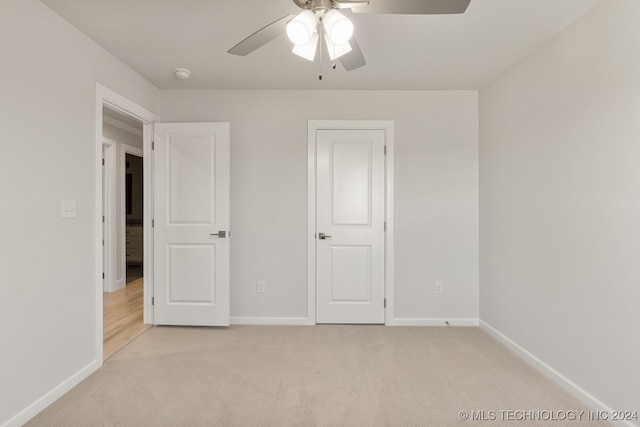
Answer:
[27,326,609,427]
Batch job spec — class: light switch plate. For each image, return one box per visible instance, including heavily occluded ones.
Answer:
[61,200,76,219]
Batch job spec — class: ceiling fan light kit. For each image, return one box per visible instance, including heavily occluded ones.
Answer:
[292,32,320,61]
[286,9,317,45]
[324,34,352,61]
[323,9,354,45]
[286,8,354,62]
[227,0,472,74]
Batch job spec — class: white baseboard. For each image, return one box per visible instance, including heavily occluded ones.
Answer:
[230,317,309,326]
[1,359,100,427]
[231,317,480,327]
[480,321,638,427]
[392,318,479,327]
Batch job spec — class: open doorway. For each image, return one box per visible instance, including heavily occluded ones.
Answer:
[102,106,150,359]
[125,150,144,283]
[95,84,159,363]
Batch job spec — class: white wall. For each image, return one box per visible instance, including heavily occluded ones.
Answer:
[0,1,158,425]
[480,0,640,416]
[159,90,479,323]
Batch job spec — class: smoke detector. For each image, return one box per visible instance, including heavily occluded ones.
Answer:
[174,68,191,80]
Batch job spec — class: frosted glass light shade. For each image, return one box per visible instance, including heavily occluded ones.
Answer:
[286,10,317,45]
[323,9,353,45]
[324,34,352,60]
[292,33,319,61]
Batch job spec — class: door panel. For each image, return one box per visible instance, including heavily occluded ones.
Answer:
[330,246,371,301]
[332,142,371,225]
[316,129,385,324]
[168,136,215,223]
[154,123,230,326]
[168,245,215,303]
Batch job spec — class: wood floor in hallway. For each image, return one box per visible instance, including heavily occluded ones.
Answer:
[103,277,151,360]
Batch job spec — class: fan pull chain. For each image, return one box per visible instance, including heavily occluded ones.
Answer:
[330,23,337,70]
[319,49,323,80]
[318,21,323,80]
[332,43,337,70]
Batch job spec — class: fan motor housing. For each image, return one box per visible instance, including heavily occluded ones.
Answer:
[294,0,333,12]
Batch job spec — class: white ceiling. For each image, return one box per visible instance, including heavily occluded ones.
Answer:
[41,0,602,90]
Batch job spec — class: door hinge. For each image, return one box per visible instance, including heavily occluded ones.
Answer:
[151,141,155,150]
[384,222,387,232]
[384,145,387,155]
[102,159,105,165]
[102,215,105,223]
[152,297,155,306]
[152,219,155,228]
[384,298,386,308]
[102,272,105,279]
[102,239,104,246]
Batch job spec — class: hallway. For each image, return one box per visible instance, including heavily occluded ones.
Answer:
[103,278,151,360]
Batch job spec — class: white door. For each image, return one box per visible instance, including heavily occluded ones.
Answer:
[316,129,385,324]
[153,123,230,326]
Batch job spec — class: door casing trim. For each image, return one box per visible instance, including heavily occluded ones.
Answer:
[307,120,395,325]
[95,83,160,364]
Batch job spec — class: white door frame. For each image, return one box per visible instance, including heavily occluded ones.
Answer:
[95,83,160,363]
[102,139,116,293]
[307,120,395,325]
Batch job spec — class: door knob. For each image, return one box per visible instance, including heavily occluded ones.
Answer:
[210,231,227,238]
[318,232,332,240]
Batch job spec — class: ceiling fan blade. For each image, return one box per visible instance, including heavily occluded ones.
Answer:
[228,14,296,56]
[339,37,366,71]
[352,0,471,14]
[333,0,370,9]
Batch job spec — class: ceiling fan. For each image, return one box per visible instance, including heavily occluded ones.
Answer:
[228,0,472,73]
